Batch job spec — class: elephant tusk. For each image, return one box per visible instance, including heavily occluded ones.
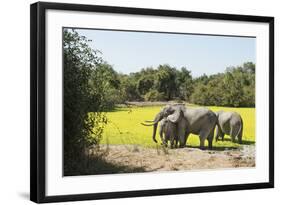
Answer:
[140,122,155,126]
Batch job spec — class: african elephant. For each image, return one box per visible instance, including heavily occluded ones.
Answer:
[215,111,243,144]
[158,118,179,148]
[142,104,217,149]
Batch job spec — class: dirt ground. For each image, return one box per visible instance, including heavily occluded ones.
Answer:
[89,144,255,174]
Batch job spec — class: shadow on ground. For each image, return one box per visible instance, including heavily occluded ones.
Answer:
[64,156,145,176]
[185,145,239,151]
[215,138,255,145]
[241,139,255,145]
[183,138,255,151]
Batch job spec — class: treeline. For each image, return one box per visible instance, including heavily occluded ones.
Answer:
[97,62,255,108]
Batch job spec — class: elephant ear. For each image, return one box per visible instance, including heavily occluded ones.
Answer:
[167,107,181,123]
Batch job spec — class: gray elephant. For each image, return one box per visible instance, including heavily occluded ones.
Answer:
[158,117,179,148]
[142,104,217,149]
[215,111,243,144]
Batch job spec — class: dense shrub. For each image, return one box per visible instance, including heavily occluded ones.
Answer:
[63,29,108,175]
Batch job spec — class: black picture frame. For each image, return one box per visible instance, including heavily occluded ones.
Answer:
[30,2,274,203]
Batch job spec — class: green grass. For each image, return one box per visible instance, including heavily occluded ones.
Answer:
[100,105,255,149]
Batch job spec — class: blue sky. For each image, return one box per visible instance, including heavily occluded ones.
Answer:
[76,29,256,77]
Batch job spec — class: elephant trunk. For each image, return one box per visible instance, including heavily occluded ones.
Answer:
[152,112,163,143]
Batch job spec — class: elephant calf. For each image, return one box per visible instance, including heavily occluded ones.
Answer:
[215,111,243,144]
[159,118,178,148]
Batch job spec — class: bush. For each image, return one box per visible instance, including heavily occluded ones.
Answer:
[63,29,108,175]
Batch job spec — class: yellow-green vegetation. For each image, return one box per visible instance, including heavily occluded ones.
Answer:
[100,105,255,148]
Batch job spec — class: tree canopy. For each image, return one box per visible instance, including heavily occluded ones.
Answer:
[98,62,255,107]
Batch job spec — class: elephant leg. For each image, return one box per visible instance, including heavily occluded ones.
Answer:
[162,134,168,147]
[233,125,242,144]
[178,136,185,148]
[238,122,243,144]
[208,129,214,149]
[178,128,187,148]
[230,126,239,142]
[215,126,222,141]
[215,126,219,141]
[238,133,242,144]
[184,131,190,147]
[174,136,179,148]
[170,135,175,149]
[221,133,225,141]
[199,131,209,150]
[237,128,243,144]
[208,138,212,149]
[183,133,189,147]
[230,128,235,142]
[199,137,205,150]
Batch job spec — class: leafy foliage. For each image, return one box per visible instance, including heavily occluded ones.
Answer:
[108,62,255,107]
[63,29,108,174]
[191,62,255,107]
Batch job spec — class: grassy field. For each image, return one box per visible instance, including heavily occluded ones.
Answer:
[100,105,255,149]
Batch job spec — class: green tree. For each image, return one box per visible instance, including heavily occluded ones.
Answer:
[176,67,193,101]
[190,84,209,105]
[93,62,125,109]
[155,64,177,100]
[63,29,107,175]
[120,76,141,101]
[191,63,255,107]
[137,75,155,95]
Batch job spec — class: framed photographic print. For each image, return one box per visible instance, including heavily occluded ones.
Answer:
[30,2,274,203]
